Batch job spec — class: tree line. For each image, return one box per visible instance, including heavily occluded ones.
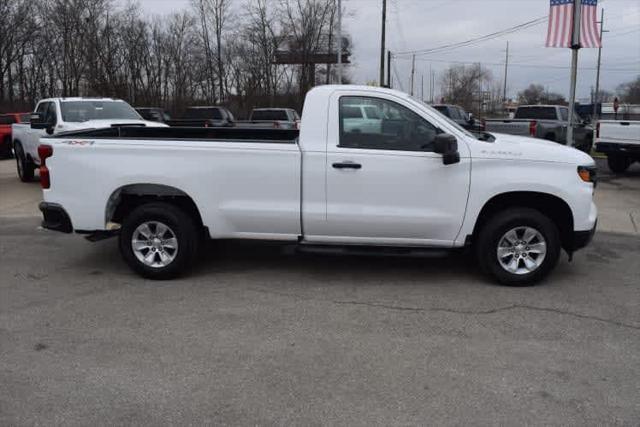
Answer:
[0,0,347,117]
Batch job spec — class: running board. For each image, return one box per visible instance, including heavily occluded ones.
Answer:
[296,244,452,258]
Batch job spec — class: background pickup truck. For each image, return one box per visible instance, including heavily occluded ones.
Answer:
[11,97,166,182]
[166,106,235,127]
[432,104,484,133]
[236,108,301,129]
[595,120,640,173]
[38,85,597,286]
[484,105,593,152]
[0,112,30,158]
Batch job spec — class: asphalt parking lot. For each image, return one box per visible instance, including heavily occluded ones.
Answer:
[1,157,639,425]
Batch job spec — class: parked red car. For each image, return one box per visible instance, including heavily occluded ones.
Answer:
[0,112,31,158]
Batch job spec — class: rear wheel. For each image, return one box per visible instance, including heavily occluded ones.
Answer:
[14,142,35,182]
[476,208,561,286]
[607,155,631,174]
[119,202,200,279]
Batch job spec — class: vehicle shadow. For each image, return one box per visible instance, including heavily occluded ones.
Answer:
[189,239,492,287]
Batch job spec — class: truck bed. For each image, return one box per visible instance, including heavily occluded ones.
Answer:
[50,125,299,143]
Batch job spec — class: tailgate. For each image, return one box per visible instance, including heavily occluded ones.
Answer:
[598,121,640,145]
[484,120,531,136]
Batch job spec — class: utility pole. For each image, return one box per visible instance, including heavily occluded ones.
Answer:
[503,41,509,102]
[410,54,416,96]
[379,0,387,86]
[336,0,342,84]
[567,0,582,147]
[429,64,433,103]
[593,8,606,146]
[386,51,391,88]
[431,69,435,103]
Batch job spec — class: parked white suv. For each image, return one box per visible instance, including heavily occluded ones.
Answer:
[37,86,597,286]
[12,97,167,182]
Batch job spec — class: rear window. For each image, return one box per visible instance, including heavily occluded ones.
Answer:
[185,108,223,120]
[60,101,142,122]
[252,110,289,121]
[514,107,558,120]
[0,115,16,125]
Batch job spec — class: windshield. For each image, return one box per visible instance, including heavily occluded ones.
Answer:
[60,101,142,122]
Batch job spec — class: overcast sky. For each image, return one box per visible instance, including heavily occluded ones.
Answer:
[134,0,639,102]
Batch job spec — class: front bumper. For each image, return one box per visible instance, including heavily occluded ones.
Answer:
[39,202,73,233]
[571,220,597,252]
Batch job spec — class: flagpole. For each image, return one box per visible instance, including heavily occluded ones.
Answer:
[567,0,582,147]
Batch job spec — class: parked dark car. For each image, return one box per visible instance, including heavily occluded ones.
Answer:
[166,106,235,127]
[136,107,171,123]
[432,104,484,132]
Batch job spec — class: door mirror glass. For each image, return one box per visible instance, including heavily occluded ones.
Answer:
[433,133,460,165]
[30,112,48,129]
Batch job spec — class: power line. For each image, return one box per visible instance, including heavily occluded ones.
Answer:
[399,56,639,72]
[394,16,547,57]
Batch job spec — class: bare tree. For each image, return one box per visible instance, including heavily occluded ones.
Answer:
[439,64,492,114]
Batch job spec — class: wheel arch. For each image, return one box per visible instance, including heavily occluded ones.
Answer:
[106,184,206,235]
[472,191,574,252]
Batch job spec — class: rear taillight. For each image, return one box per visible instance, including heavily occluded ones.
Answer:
[38,144,53,189]
[529,120,537,137]
[596,122,600,138]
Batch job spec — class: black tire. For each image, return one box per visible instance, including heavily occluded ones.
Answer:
[544,133,556,142]
[119,202,201,280]
[607,155,631,174]
[14,142,35,182]
[476,208,561,286]
[1,136,12,159]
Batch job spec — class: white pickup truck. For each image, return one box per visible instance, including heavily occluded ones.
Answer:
[12,97,166,182]
[595,120,640,173]
[37,86,597,286]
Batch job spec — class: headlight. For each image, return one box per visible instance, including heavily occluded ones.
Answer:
[578,165,597,187]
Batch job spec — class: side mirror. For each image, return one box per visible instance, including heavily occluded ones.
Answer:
[46,125,55,135]
[434,133,460,165]
[30,112,47,129]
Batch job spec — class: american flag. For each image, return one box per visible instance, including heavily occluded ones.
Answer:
[546,0,601,48]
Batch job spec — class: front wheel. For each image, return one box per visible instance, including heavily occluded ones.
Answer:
[607,155,631,174]
[476,208,561,286]
[119,202,200,279]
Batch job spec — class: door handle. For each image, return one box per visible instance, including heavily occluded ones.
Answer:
[332,161,362,170]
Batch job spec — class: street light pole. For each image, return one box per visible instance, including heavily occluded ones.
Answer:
[503,41,509,102]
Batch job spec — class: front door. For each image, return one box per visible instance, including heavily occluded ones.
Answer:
[320,94,471,247]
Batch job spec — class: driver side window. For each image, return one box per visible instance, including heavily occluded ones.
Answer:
[339,96,440,152]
